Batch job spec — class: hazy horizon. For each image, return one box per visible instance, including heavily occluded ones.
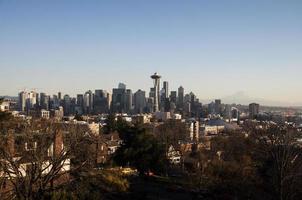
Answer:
[1,0,302,106]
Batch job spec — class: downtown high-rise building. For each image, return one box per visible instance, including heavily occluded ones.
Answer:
[75,94,84,115]
[183,94,192,115]
[249,103,260,119]
[134,89,146,114]
[94,89,109,114]
[18,91,27,112]
[208,101,215,115]
[149,87,155,99]
[40,93,50,110]
[58,92,62,100]
[125,89,133,113]
[63,94,71,116]
[224,104,232,119]
[163,81,169,99]
[118,82,126,89]
[112,84,127,113]
[76,94,84,108]
[170,91,177,104]
[83,90,94,114]
[107,92,112,111]
[160,81,169,111]
[51,94,60,109]
[215,99,222,115]
[177,86,184,110]
[27,91,37,110]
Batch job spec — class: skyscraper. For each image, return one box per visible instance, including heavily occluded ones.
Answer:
[84,90,94,114]
[94,90,109,114]
[125,89,133,113]
[134,89,146,114]
[208,101,215,115]
[26,91,37,111]
[224,104,232,120]
[146,97,154,113]
[163,81,169,99]
[177,86,184,110]
[107,92,112,111]
[77,94,84,107]
[118,83,126,89]
[18,91,27,112]
[160,81,169,111]
[63,94,71,116]
[76,94,84,114]
[150,73,161,112]
[112,86,126,113]
[231,107,240,121]
[51,94,60,109]
[40,93,50,110]
[215,99,222,115]
[249,103,260,119]
[170,91,177,104]
[58,92,62,100]
[149,87,155,99]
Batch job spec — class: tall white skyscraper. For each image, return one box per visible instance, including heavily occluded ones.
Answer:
[26,91,37,110]
[84,90,94,114]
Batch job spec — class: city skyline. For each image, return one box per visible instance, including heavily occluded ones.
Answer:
[8,81,302,107]
[1,1,302,106]
[1,2,302,199]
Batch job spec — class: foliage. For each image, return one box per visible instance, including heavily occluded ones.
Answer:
[189,133,262,199]
[114,125,167,175]
[73,113,84,121]
[189,126,302,200]
[49,170,129,200]
[102,114,130,134]
[155,119,187,147]
[251,126,302,200]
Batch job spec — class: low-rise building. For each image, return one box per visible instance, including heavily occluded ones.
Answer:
[0,101,10,112]
[167,145,181,164]
[154,112,171,121]
[187,119,199,141]
[95,132,122,164]
[132,114,152,124]
[40,109,50,119]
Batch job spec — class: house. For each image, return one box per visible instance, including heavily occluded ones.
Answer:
[0,129,70,196]
[167,145,181,164]
[0,101,9,112]
[95,132,122,165]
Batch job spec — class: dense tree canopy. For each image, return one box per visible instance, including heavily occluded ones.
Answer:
[102,114,130,134]
[188,126,302,200]
[114,125,167,175]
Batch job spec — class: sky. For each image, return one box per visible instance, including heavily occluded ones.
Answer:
[0,0,302,106]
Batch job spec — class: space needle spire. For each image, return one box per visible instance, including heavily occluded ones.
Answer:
[150,72,161,112]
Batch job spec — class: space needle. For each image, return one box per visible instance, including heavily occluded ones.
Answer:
[151,72,161,112]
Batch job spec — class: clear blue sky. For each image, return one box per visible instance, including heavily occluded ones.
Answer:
[0,0,302,105]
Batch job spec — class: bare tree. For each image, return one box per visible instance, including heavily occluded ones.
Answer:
[0,120,95,200]
[253,126,302,200]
